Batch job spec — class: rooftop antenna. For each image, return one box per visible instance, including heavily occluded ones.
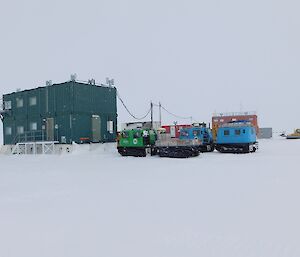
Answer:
[70,74,77,82]
[46,80,52,86]
[106,77,114,87]
[88,79,96,85]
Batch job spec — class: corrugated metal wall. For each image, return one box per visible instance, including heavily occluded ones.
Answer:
[2,81,117,144]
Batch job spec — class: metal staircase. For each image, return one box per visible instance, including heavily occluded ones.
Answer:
[0,99,5,121]
[11,130,58,155]
[11,141,58,155]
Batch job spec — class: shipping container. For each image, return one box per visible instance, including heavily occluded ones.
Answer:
[161,124,192,138]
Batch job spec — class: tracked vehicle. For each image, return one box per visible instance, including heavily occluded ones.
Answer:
[117,129,157,157]
[117,128,200,158]
[179,123,214,152]
[215,121,258,153]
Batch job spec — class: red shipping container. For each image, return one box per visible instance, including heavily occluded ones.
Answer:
[161,124,192,138]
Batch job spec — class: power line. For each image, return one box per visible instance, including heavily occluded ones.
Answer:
[160,105,193,121]
[116,88,193,122]
[117,91,151,120]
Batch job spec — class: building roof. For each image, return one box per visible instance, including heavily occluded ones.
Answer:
[3,80,115,96]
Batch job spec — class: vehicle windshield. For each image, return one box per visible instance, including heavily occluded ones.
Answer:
[133,131,141,138]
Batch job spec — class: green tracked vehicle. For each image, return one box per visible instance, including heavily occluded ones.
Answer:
[117,129,157,157]
[117,128,201,158]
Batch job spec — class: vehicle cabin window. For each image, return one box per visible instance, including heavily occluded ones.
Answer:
[193,130,200,136]
[121,131,129,138]
[29,96,37,106]
[251,128,254,134]
[181,131,188,137]
[243,129,246,133]
[133,131,141,138]
[235,129,241,135]
[16,98,23,108]
[224,130,230,136]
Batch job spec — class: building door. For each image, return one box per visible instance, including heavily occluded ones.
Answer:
[46,118,54,141]
[170,126,176,138]
[91,115,101,142]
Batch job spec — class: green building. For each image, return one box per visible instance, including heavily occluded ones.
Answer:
[0,80,117,145]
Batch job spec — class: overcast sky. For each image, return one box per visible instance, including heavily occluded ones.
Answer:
[1,0,299,143]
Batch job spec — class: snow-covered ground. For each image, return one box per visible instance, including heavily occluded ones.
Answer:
[0,138,299,257]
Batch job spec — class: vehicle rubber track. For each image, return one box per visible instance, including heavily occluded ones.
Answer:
[157,146,199,158]
[198,144,215,153]
[117,147,146,157]
[216,143,257,154]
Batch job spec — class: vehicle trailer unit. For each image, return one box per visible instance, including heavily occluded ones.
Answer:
[117,128,200,158]
[215,121,258,153]
[155,133,200,158]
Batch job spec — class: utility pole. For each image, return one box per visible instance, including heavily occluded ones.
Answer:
[150,101,153,129]
[159,102,162,127]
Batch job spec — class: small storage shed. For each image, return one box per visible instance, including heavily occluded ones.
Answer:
[258,127,273,139]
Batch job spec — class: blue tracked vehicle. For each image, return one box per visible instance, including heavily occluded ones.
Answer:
[179,123,214,152]
[215,121,258,153]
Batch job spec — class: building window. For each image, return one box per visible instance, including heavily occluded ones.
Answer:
[235,129,241,135]
[29,122,37,131]
[224,130,230,136]
[17,126,24,135]
[4,101,12,110]
[29,96,37,106]
[16,98,24,108]
[5,127,12,135]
